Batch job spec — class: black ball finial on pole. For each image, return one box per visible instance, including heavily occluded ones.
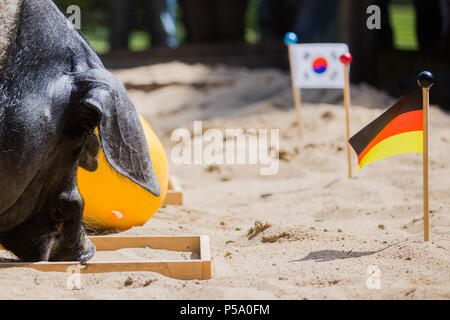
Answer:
[417,71,434,88]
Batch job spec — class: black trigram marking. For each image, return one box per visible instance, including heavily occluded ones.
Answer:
[303,52,310,60]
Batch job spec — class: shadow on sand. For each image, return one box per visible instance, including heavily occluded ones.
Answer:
[290,241,406,263]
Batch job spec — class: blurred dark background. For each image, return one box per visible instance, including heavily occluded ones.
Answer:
[53,0,450,108]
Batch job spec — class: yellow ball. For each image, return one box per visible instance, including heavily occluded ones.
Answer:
[77,115,169,231]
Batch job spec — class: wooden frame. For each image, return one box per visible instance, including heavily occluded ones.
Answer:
[163,176,183,206]
[0,235,211,280]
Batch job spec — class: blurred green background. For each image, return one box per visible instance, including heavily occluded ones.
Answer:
[54,0,420,54]
[54,0,263,53]
[50,0,449,108]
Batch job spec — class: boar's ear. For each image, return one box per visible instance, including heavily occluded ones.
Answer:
[80,85,161,197]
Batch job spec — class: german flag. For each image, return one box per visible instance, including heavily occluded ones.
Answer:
[349,91,423,171]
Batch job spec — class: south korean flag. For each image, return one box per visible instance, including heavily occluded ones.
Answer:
[289,43,349,89]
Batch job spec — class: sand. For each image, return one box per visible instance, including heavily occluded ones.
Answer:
[0,62,449,300]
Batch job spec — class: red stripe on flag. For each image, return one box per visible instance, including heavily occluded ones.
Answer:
[357,110,423,164]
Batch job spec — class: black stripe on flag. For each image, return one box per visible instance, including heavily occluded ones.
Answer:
[349,91,422,156]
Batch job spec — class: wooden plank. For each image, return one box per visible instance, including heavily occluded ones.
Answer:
[163,191,183,206]
[0,260,204,280]
[90,236,199,252]
[163,176,183,206]
[0,235,211,280]
[200,235,212,280]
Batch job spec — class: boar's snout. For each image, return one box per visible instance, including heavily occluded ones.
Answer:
[0,187,96,262]
[51,232,95,262]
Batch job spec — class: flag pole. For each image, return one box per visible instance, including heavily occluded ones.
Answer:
[340,53,353,179]
[417,71,433,242]
[284,32,302,138]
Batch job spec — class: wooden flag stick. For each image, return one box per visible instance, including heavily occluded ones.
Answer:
[284,32,302,138]
[340,53,353,179]
[417,71,433,242]
[288,45,302,138]
[422,87,430,241]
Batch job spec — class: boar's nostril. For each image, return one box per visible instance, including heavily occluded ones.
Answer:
[78,240,95,262]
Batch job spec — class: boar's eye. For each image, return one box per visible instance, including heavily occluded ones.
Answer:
[65,102,102,138]
[78,102,102,131]
[68,103,102,135]
[79,132,100,172]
